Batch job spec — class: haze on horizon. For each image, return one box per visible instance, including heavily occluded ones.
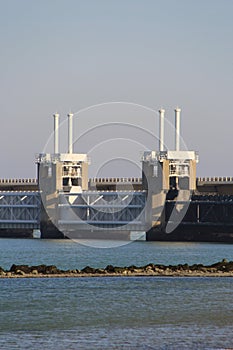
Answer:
[0,0,232,178]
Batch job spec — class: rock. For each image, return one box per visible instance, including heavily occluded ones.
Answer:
[145,265,153,271]
[128,265,138,272]
[156,264,166,271]
[9,264,17,272]
[223,261,233,272]
[63,269,78,274]
[210,260,232,271]
[183,264,189,270]
[145,263,155,270]
[45,265,61,274]
[168,265,178,272]
[81,266,96,274]
[95,269,106,274]
[112,267,124,273]
[10,264,31,274]
[3,261,233,278]
[105,265,115,273]
[29,264,61,274]
[31,265,47,274]
[190,264,198,271]
[0,267,5,275]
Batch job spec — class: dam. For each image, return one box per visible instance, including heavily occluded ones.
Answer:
[1,109,233,242]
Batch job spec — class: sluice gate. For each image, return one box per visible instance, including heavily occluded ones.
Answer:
[0,191,41,237]
[58,191,146,229]
[1,107,233,241]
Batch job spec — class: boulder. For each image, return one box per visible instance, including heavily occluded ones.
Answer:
[210,260,232,271]
[0,267,5,274]
[127,265,138,272]
[31,265,48,274]
[45,265,61,274]
[95,268,106,274]
[112,267,125,273]
[81,266,96,274]
[105,265,115,273]
[0,268,6,276]
[10,264,31,274]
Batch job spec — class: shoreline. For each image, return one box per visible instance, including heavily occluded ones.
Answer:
[1,260,233,278]
[1,273,233,278]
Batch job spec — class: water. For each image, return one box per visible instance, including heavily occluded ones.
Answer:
[0,239,233,349]
[1,238,233,271]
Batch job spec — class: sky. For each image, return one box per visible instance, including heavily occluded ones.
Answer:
[0,0,233,178]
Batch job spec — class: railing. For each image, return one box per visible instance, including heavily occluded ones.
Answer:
[92,176,232,183]
[90,177,142,184]
[197,177,233,182]
[0,178,38,184]
[1,177,233,185]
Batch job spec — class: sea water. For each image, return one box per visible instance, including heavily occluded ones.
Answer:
[0,239,233,349]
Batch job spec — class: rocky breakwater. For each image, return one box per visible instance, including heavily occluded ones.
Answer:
[0,259,233,278]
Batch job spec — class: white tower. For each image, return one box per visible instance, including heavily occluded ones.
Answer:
[67,113,74,154]
[159,108,165,152]
[175,108,181,151]
[53,113,59,154]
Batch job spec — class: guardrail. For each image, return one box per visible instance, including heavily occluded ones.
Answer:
[197,177,233,182]
[0,179,38,184]
[90,177,142,183]
[1,176,233,185]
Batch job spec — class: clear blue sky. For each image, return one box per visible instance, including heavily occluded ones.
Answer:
[0,0,232,177]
